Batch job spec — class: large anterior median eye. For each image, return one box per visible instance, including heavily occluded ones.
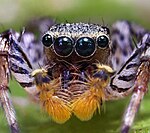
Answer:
[97,35,109,48]
[76,37,95,57]
[54,36,74,57]
[42,34,53,47]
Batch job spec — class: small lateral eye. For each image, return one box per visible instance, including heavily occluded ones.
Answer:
[42,34,53,47]
[54,36,74,57]
[101,26,110,34]
[97,35,109,48]
[76,37,95,57]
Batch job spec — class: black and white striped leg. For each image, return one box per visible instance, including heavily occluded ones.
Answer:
[121,34,150,133]
[0,54,19,133]
[0,31,20,133]
[111,20,147,71]
[121,60,150,133]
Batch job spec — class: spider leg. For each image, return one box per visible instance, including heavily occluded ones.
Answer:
[0,18,54,132]
[111,21,147,71]
[0,87,19,133]
[121,59,150,133]
[9,18,56,95]
[0,56,19,133]
[121,35,150,133]
[107,21,148,100]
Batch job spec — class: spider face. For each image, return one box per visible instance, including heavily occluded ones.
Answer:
[30,23,114,123]
[42,23,110,63]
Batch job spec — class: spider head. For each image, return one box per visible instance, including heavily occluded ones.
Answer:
[42,23,111,64]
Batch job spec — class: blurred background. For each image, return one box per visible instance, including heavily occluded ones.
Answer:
[0,0,150,133]
[0,0,150,29]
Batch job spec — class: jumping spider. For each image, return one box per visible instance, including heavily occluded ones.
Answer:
[0,18,150,133]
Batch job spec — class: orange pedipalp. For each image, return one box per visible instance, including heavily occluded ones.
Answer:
[71,77,108,121]
[38,82,72,123]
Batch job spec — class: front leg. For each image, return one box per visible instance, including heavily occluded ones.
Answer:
[107,20,148,100]
[107,33,150,132]
[121,34,150,133]
[0,32,19,133]
[0,85,19,133]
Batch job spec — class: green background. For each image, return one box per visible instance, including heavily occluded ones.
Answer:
[0,0,150,133]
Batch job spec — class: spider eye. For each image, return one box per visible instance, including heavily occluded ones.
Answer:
[76,37,95,57]
[42,34,53,47]
[101,26,110,34]
[97,35,109,48]
[54,36,74,57]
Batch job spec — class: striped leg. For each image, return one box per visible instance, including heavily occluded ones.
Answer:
[9,30,40,96]
[106,21,148,99]
[111,21,149,132]
[121,34,150,133]
[0,18,54,132]
[9,18,55,95]
[111,21,146,71]
[0,33,19,133]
